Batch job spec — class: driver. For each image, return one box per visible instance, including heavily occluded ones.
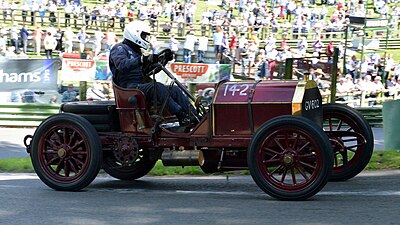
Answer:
[109,21,195,125]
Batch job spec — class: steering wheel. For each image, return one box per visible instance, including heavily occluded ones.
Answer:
[157,49,174,67]
[144,49,174,76]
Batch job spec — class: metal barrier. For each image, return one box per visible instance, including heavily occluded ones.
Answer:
[0,103,60,127]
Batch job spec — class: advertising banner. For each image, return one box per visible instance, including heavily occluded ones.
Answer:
[61,58,96,81]
[95,61,113,81]
[169,63,232,83]
[0,59,58,91]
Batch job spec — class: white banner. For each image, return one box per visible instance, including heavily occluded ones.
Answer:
[156,63,233,84]
[61,59,96,81]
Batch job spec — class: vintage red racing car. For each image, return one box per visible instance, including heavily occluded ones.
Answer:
[25,53,374,200]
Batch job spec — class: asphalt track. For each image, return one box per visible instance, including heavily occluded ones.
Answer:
[0,127,386,159]
[0,170,399,225]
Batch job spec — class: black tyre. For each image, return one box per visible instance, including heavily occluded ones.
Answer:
[322,103,374,181]
[248,116,333,200]
[103,152,157,180]
[30,113,102,191]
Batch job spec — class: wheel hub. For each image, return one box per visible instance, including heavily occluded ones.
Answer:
[113,137,139,165]
[57,148,67,158]
[283,153,294,165]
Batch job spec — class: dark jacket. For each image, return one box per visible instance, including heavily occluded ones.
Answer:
[109,39,144,88]
[20,27,29,40]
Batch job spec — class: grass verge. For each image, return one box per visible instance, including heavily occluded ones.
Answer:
[1,150,399,174]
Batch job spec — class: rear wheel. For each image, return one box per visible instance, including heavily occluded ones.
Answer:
[248,116,333,200]
[322,103,374,181]
[103,149,157,180]
[30,113,102,191]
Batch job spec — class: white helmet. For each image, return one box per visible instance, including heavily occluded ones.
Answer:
[123,21,151,50]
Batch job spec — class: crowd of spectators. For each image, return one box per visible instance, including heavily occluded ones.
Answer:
[1,0,400,103]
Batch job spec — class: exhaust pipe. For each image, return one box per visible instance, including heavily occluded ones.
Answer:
[161,149,204,166]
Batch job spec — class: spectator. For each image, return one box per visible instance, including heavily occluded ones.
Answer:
[354,78,365,91]
[200,16,209,36]
[197,34,208,63]
[370,76,385,97]
[337,40,345,59]
[392,63,400,78]
[62,84,78,103]
[64,1,73,27]
[0,24,7,46]
[0,34,6,54]
[297,37,308,56]
[44,31,57,59]
[312,37,324,56]
[256,49,268,79]
[48,96,57,104]
[213,27,223,63]
[37,4,46,26]
[82,5,91,27]
[359,55,370,79]
[105,29,116,52]
[57,28,66,52]
[72,3,80,28]
[91,6,100,28]
[384,53,395,79]
[20,24,29,54]
[220,32,230,63]
[22,90,35,103]
[240,41,249,77]
[21,2,30,23]
[385,75,397,97]
[336,77,352,101]
[264,34,276,53]
[10,25,19,54]
[77,28,88,53]
[176,13,185,36]
[229,30,238,62]
[162,22,172,35]
[99,6,107,29]
[29,0,38,18]
[237,33,247,62]
[346,55,359,80]
[64,26,75,53]
[345,74,355,89]
[183,30,196,63]
[169,34,179,61]
[149,33,159,54]
[368,76,385,105]
[48,2,57,24]
[247,40,258,69]
[33,26,44,56]
[326,41,334,61]
[93,28,104,56]
[1,0,8,22]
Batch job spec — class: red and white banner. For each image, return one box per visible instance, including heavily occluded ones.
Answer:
[158,63,232,83]
[61,59,96,81]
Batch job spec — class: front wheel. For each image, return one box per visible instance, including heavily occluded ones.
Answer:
[30,113,102,191]
[248,116,333,200]
[322,103,374,181]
